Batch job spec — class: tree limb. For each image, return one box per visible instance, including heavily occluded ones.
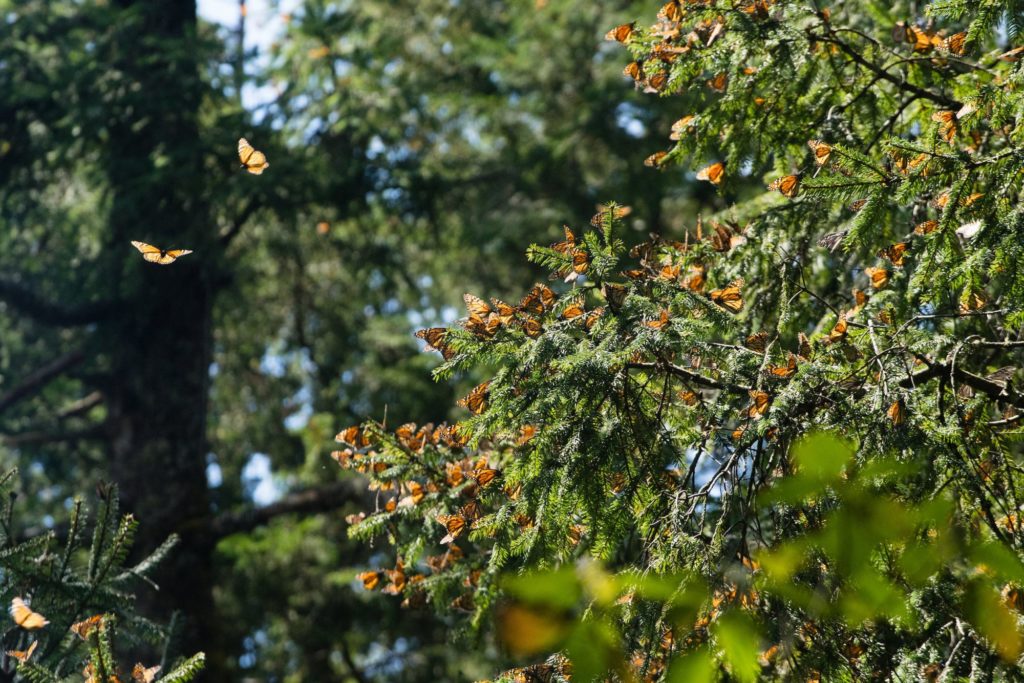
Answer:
[0,278,122,327]
[1,423,109,447]
[208,479,369,541]
[628,361,752,394]
[0,349,86,415]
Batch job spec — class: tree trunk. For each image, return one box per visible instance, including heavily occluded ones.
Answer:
[102,0,226,677]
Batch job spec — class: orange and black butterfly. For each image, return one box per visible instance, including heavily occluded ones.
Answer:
[130,241,192,265]
[709,280,744,313]
[827,312,849,343]
[744,332,768,353]
[706,72,727,92]
[670,115,696,140]
[645,151,668,168]
[941,31,967,55]
[932,110,957,143]
[768,174,800,198]
[696,162,725,185]
[10,598,48,630]
[71,614,104,640]
[438,514,467,544]
[6,640,36,664]
[914,220,938,235]
[807,140,832,165]
[457,381,490,415]
[472,466,499,488]
[706,221,746,252]
[878,243,908,267]
[238,137,269,174]
[769,353,797,378]
[415,327,456,360]
[645,309,670,330]
[132,664,161,683]
[605,22,635,43]
[887,399,906,425]
[464,293,492,318]
[358,570,383,590]
[864,267,889,289]
[748,390,770,418]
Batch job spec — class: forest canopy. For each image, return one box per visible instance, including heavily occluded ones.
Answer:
[1,0,1024,682]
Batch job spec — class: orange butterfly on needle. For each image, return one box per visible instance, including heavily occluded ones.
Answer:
[238,137,269,175]
[10,597,48,630]
[130,241,193,265]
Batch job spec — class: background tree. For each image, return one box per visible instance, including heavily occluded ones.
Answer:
[0,0,682,679]
[337,1,1024,681]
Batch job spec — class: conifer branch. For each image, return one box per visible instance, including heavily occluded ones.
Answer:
[811,31,962,110]
[627,361,751,394]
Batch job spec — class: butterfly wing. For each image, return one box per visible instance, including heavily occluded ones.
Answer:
[238,138,269,174]
[132,664,161,683]
[10,598,48,630]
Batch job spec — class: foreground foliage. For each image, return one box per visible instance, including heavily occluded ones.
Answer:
[336,0,1024,680]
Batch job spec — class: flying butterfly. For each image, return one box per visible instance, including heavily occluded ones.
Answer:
[709,280,744,313]
[6,640,37,664]
[9,598,48,630]
[768,174,800,198]
[696,162,725,185]
[238,137,269,174]
[130,241,192,265]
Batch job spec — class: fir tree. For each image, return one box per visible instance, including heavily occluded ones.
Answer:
[336,1,1024,680]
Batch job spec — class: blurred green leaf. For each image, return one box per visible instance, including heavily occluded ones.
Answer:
[713,611,761,683]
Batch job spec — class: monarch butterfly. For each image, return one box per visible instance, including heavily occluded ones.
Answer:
[6,640,37,663]
[684,264,706,292]
[744,332,768,353]
[382,562,407,595]
[848,199,867,212]
[887,399,906,425]
[464,293,491,318]
[827,312,849,343]
[798,332,812,359]
[646,72,668,92]
[914,219,938,235]
[709,280,744,313]
[623,61,643,80]
[584,307,604,331]
[706,72,727,92]
[335,426,363,446]
[473,467,498,487]
[457,381,490,415]
[670,115,696,140]
[520,316,543,338]
[516,424,537,446]
[932,110,957,143]
[132,664,161,683]
[591,203,631,228]
[807,140,832,165]
[678,389,699,406]
[10,598,47,630]
[644,151,668,168]
[358,570,383,590]
[769,353,797,378]
[768,174,800,198]
[438,514,467,544]
[561,302,585,320]
[941,31,967,55]
[864,266,889,289]
[130,241,193,265]
[878,243,908,267]
[71,614,104,639]
[706,221,745,252]
[852,289,868,313]
[748,391,771,418]
[645,309,670,329]
[696,162,725,185]
[415,327,456,360]
[605,22,635,43]
[238,137,269,174]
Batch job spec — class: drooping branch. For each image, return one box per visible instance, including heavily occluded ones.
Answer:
[0,278,122,327]
[0,349,86,415]
[208,479,369,541]
[1,423,109,447]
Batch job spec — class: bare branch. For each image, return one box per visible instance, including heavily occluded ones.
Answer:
[209,479,369,541]
[1,423,108,447]
[0,350,86,415]
[0,278,122,327]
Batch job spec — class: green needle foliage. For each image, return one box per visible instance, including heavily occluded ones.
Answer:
[333,0,1024,680]
[0,473,202,682]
